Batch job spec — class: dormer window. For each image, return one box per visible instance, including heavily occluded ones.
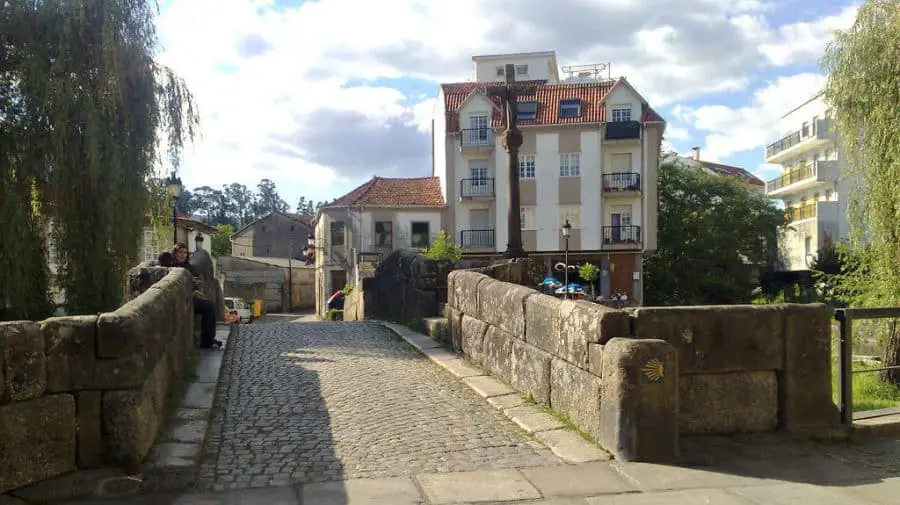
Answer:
[516,101,538,121]
[559,99,581,118]
[611,105,632,122]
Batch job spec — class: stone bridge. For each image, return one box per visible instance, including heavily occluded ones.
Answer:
[1,254,898,504]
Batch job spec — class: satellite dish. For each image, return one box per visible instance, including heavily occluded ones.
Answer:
[554,262,567,272]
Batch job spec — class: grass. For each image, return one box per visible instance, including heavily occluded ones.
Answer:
[831,324,900,413]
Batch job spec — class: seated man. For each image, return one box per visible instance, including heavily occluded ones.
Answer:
[171,243,222,349]
[157,251,174,267]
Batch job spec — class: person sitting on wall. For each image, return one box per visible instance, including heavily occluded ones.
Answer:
[157,251,174,267]
[171,243,222,349]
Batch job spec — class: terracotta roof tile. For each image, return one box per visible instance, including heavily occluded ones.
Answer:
[326,177,445,208]
[698,160,765,187]
[441,78,664,132]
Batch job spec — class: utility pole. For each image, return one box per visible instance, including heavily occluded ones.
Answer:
[287,238,293,313]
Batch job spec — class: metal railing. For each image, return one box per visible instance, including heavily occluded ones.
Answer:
[460,178,495,197]
[785,202,817,222]
[460,128,493,147]
[461,229,495,248]
[834,307,900,426]
[766,130,803,158]
[602,173,641,192]
[766,163,816,192]
[602,225,641,244]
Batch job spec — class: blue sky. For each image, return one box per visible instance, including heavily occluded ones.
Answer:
[154,0,859,209]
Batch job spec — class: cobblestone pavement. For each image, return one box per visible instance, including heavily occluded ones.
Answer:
[196,319,564,491]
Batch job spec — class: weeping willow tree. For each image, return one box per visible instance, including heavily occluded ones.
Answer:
[821,0,900,382]
[0,1,198,319]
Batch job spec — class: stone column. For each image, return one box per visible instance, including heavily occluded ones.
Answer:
[599,337,679,462]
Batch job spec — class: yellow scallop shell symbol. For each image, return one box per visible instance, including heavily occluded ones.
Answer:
[642,358,665,382]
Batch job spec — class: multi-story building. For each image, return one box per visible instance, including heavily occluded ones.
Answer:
[666,147,765,195]
[312,176,446,317]
[763,91,847,272]
[230,211,314,259]
[432,51,665,302]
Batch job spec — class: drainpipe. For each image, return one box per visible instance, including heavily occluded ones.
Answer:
[639,121,646,304]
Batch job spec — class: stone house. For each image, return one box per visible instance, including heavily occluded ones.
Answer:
[139,212,216,263]
[312,176,446,317]
[230,211,314,259]
[432,50,667,303]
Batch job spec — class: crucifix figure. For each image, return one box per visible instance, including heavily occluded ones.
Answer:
[488,64,536,259]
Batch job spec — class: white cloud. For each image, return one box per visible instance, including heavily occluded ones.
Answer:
[759,4,859,66]
[151,0,858,203]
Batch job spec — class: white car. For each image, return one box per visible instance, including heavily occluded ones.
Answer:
[224,297,253,323]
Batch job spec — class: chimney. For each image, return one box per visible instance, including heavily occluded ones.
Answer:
[691,146,701,161]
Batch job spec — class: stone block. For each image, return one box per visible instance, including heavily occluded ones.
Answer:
[631,305,785,374]
[424,317,449,344]
[524,294,562,355]
[1,321,46,402]
[0,394,77,494]
[459,315,488,363]
[781,303,840,432]
[679,372,778,435]
[96,300,149,359]
[446,307,463,352]
[102,357,169,473]
[448,270,488,315]
[558,301,630,368]
[588,343,604,377]
[75,391,103,469]
[43,315,148,391]
[550,358,603,438]
[481,325,515,383]
[477,279,536,337]
[510,340,552,404]
[599,338,679,462]
[10,468,128,504]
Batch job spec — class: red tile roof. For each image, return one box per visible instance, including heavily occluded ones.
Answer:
[697,160,765,187]
[441,78,665,132]
[325,177,445,208]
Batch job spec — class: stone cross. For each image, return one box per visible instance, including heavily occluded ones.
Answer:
[488,64,536,259]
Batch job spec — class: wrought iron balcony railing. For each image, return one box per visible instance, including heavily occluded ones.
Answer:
[602,172,641,192]
[602,225,641,244]
[460,178,495,198]
[460,229,495,248]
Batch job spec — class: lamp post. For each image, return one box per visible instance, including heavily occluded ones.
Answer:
[302,234,315,265]
[166,171,183,245]
[562,220,572,300]
[194,232,204,253]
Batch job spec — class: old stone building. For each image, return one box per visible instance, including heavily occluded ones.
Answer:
[230,211,313,259]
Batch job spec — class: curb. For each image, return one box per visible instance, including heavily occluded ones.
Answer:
[377,320,611,464]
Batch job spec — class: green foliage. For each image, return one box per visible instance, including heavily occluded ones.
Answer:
[644,158,787,306]
[423,229,462,262]
[578,263,600,298]
[0,1,198,319]
[211,224,235,257]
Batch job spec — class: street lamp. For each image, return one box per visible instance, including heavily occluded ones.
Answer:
[166,171,183,245]
[301,234,315,265]
[562,220,572,299]
[194,232,204,252]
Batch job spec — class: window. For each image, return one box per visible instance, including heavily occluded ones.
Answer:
[520,206,536,230]
[516,101,538,121]
[804,236,812,257]
[825,189,833,200]
[559,205,581,229]
[470,166,488,186]
[801,121,810,137]
[411,222,430,248]
[375,221,392,248]
[559,99,581,118]
[496,66,505,77]
[560,153,581,177]
[330,221,345,247]
[515,64,528,77]
[519,155,536,179]
[611,105,632,122]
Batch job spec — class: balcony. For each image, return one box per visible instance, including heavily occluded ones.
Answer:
[460,178,495,199]
[459,128,494,153]
[461,229,495,249]
[602,173,641,195]
[785,203,817,223]
[602,225,641,250]
[765,118,833,164]
[604,120,641,141]
[766,160,838,197]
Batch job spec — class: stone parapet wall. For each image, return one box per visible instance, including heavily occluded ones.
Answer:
[0,268,194,496]
[445,270,839,459]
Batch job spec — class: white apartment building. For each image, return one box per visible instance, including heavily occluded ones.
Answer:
[432,51,666,302]
[763,91,848,272]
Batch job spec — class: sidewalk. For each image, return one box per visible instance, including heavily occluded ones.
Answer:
[55,457,899,504]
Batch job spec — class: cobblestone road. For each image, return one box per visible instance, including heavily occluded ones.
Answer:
[196,318,564,491]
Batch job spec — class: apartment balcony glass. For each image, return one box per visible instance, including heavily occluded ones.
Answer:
[460,178,495,198]
[459,128,494,149]
[785,203,817,223]
[604,120,641,141]
[461,229,495,248]
[602,225,641,245]
[766,160,838,196]
[764,118,833,163]
[602,173,641,193]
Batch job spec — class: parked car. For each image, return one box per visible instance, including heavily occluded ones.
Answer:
[224,297,253,323]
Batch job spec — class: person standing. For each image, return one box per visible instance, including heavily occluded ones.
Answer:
[171,243,222,349]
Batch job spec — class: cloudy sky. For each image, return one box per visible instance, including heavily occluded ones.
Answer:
[154,0,858,208]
